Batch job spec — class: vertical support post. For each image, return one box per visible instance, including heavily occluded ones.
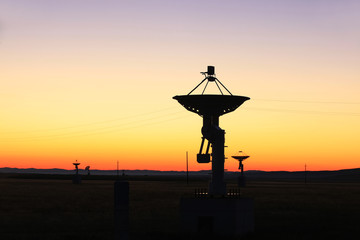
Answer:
[209,127,226,196]
[238,160,245,188]
[186,151,189,185]
[73,163,81,184]
[117,161,119,179]
[202,115,226,196]
[114,180,129,240]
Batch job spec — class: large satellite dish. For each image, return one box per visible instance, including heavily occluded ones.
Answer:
[173,66,250,196]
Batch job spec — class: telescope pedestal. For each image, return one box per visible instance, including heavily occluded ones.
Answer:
[72,161,81,184]
[180,197,254,236]
[206,124,226,196]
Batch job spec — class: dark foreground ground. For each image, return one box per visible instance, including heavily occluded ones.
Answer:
[1,175,360,240]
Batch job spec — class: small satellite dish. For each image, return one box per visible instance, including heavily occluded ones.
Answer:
[85,166,90,175]
[232,151,249,172]
[232,151,250,162]
[73,160,80,166]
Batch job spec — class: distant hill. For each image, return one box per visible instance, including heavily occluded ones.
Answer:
[0,167,206,176]
[1,167,360,182]
[226,168,360,181]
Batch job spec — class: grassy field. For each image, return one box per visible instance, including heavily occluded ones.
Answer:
[1,176,360,240]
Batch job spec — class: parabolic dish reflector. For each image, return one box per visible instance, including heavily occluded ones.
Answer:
[173,95,250,116]
[232,155,250,161]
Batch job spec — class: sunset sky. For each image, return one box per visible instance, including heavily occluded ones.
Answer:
[1,0,359,171]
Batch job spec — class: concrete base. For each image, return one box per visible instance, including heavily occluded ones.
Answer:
[180,197,254,236]
[208,181,226,196]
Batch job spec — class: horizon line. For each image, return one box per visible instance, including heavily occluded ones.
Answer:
[1,166,359,173]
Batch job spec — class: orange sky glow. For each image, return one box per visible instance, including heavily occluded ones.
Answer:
[0,0,359,172]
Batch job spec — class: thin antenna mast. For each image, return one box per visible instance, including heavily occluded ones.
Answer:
[117,161,119,179]
[186,151,189,185]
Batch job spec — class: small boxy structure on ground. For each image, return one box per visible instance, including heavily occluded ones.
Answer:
[181,197,254,235]
[114,180,129,240]
[174,66,254,236]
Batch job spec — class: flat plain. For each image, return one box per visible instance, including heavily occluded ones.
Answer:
[1,175,360,240]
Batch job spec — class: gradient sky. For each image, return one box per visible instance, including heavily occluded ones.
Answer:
[1,0,359,171]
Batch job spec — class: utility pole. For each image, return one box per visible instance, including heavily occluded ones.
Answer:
[186,151,189,185]
[117,161,119,179]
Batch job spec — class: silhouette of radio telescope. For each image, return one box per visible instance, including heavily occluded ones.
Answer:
[232,151,249,171]
[73,160,80,172]
[85,165,90,175]
[173,66,249,196]
[176,66,254,236]
[232,151,249,187]
[72,160,81,184]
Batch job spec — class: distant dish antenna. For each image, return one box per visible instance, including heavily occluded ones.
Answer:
[73,160,80,171]
[232,151,249,187]
[85,166,90,175]
[72,160,81,184]
[232,151,250,172]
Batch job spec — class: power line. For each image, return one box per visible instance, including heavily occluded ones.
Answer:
[1,106,181,134]
[254,98,360,105]
[247,107,360,116]
[0,113,192,142]
[2,99,359,142]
